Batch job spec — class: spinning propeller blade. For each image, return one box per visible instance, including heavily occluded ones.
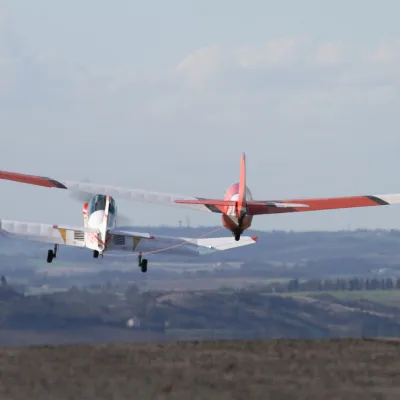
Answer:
[67,178,134,224]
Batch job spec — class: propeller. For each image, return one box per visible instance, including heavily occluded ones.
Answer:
[69,190,92,203]
[116,213,134,226]
[68,177,92,203]
[67,178,134,225]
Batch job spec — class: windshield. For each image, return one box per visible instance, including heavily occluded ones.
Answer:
[88,195,116,218]
[88,195,106,214]
[109,197,116,215]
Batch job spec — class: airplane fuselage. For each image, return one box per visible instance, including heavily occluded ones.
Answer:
[82,188,253,248]
[83,194,118,253]
[222,182,254,236]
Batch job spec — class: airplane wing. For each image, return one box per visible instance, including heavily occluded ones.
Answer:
[4,170,398,217]
[106,228,258,256]
[0,219,98,247]
[174,193,400,215]
[0,170,218,213]
[245,194,400,215]
[0,219,257,257]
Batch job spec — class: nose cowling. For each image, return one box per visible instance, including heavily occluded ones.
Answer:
[88,210,105,228]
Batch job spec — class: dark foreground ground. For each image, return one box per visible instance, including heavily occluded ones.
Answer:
[1,338,400,399]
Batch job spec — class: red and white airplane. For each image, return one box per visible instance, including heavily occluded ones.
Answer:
[1,152,400,244]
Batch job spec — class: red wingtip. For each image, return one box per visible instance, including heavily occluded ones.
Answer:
[251,236,258,242]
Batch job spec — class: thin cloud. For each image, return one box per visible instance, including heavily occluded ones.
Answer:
[1,26,400,230]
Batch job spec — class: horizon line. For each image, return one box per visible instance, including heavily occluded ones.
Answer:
[120,225,400,233]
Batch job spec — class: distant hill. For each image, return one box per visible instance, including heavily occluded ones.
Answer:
[1,283,400,343]
[2,226,400,269]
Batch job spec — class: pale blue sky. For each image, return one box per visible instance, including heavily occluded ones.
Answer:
[5,0,400,67]
[1,0,400,231]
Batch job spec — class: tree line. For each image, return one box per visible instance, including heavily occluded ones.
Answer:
[262,277,400,293]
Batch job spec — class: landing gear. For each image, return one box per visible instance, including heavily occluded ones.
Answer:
[141,259,148,273]
[233,216,245,241]
[93,251,104,259]
[47,249,54,263]
[233,228,242,241]
[46,244,58,263]
[138,252,148,273]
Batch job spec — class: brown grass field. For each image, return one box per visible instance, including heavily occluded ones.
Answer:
[0,338,400,399]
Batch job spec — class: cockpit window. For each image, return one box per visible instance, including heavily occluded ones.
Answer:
[109,198,116,215]
[94,195,106,212]
[88,195,116,216]
[88,195,106,214]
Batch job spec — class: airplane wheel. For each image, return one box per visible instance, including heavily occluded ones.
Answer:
[47,249,54,263]
[234,233,240,241]
[93,250,99,258]
[141,259,148,273]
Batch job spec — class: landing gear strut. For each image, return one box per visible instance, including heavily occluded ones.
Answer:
[46,244,58,263]
[138,252,148,273]
[233,215,245,241]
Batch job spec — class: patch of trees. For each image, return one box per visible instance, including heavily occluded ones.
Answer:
[261,277,400,293]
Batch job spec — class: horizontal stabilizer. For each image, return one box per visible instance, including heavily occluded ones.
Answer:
[249,201,309,208]
[107,229,155,239]
[174,199,310,215]
[174,199,236,206]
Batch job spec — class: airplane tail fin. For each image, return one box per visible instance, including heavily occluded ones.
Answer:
[175,153,248,216]
[237,152,246,218]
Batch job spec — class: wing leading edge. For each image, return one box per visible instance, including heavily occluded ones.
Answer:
[106,228,258,256]
[0,219,94,247]
[2,170,399,216]
[0,170,216,212]
[0,220,257,257]
[245,194,400,215]
[174,193,400,215]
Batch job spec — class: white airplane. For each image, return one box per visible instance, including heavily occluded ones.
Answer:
[0,194,258,272]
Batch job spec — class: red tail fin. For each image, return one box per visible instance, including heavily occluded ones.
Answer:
[174,153,248,217]
[237,152,246,218]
